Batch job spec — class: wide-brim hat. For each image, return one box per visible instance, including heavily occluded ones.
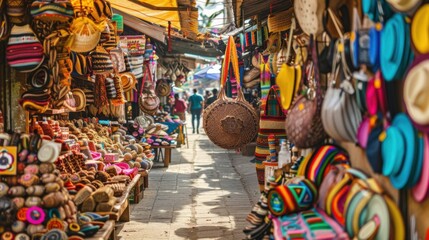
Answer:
[387,0,422,14]
[120,72,136,92]
[37,140,61,163]
[71,88,86,112]
[389,113,417,189]
[294,0,325,35]
[365,195,390,240]
[411,4,429,54]
[381,126,405,176]
[70,17,102,53]
[412,134,429,202]
[404,55,429,130]
[380,13,414,81]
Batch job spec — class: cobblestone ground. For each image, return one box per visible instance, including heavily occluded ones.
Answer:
[117,128,259,240]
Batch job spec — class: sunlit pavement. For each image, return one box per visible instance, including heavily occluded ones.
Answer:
[117,124,259,240]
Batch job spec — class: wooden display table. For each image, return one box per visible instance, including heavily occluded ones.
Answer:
[86,220,116,240]
[152,145,176,167]
[131,170,148,204]
[96,174,141,222]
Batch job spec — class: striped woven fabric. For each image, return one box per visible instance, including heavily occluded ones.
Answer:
[254,85,286,191]
[260,55,271,99]
[6,25,44,72]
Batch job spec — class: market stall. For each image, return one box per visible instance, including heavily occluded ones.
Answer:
[202,0,429,239]
[0,0,189,238]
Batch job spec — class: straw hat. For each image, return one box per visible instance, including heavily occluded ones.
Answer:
[119,72,136,92]
[70,17,103,53]
[72,88,87,112]
[404,55,429,127]
[294,0,325,36]
[387,0,422,14]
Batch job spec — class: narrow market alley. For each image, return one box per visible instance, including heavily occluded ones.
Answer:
[118,127,260,240]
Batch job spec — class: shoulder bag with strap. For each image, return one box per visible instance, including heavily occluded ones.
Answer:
[284,36,327,148]
[203,36,258,150]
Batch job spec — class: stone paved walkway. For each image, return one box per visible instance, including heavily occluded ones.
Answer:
[118,129,259,240]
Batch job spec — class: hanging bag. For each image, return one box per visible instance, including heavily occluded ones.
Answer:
[254,85,287,190]
[284,36,327,148]
[6,25,44,73]
[203,36,259,150]
[138,64,160,115]
[321,10,363,143]
[275,18,302,111]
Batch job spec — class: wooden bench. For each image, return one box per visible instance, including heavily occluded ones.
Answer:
[86,220,116,240]
[152,145,176,167]
[96,174,141,222]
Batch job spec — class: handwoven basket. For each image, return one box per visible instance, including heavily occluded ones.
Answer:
[203,36,258,149]
[267,8,294,33]
[203,89,258,149]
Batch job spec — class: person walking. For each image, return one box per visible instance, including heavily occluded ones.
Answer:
[173,93,187,121]
[188,89,204,134]
[205,88,218,107]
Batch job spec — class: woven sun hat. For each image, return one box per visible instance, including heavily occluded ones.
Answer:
[404,54,429,131]
[387,0,422,14]
[70,17,103,53]
[37,140,61,163]
[411,4,429,54]
[71,88,86,112]
[294,0,325,36]
[120,72,136,92]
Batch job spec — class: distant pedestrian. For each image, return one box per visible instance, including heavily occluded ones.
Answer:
[173,94,187,121]
[188,89,204,134]
[206,88,218,107]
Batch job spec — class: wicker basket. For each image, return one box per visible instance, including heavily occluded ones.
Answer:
[203,36,258,149]
[267,8,294,33]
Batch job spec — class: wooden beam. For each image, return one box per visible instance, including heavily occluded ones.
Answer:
[129,0,198,11]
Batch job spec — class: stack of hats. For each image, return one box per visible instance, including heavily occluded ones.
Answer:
[0,133,105,239]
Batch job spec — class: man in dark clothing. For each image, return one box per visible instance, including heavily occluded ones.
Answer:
[206,88,218,107]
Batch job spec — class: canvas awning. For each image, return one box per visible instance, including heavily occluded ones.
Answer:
[108,0,181,29]
[113,9,166,42]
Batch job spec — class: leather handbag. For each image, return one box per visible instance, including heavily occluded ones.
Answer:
[322,39,362,143]
[139,64,160,115]
[275,18,302,111]
[254,85,287,190]
[285,37,327,148]
[203,36,258,150]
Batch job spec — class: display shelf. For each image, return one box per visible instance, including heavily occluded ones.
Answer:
[96,174,141,222]
[86,220,116,240]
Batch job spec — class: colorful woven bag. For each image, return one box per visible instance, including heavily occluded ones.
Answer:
[6,25,44,73]
[267,177,318,216]
[260,54,271,105]
[254,85,287,191]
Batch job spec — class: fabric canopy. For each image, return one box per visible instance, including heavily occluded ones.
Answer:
[113,8,166,42]
[108,0,181,30]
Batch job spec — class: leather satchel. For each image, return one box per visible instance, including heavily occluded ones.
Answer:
[285,37,327,148]
[139,64,160,115]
